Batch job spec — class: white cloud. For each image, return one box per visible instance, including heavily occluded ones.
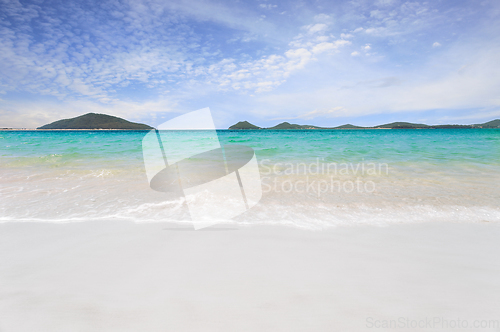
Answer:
[375,0,398,7]
[198,17,352,94]
[315,36,330,42]
[0,0,196,104]
[359,2,444,39]
[1,0,499,127]
[259,4,277,9]
[269,106,345,121]
[199,46,313,93]
[312,40,351,54]
[295,106,344,119]
[365,27,383,35]
[313,14,331,22]
[155,0,281,41]
[305,23,328,34]
[252,40,500,123]
[311,42,335,54]
[370,10,384,19]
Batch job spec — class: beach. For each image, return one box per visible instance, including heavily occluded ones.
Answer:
[1,129,500,331]
[1,221,499,331]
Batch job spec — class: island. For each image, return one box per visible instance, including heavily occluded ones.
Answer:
[228,121,262,130]
[37,113,153,130]
[228,119,500,130]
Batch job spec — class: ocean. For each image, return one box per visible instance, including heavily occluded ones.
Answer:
[1,129,500,229]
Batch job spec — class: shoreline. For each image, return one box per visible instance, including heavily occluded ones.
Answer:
[0,128,152,131]
[2,127,500,131]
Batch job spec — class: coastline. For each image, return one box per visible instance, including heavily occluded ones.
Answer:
[0,129,153,131]
[2,127,500,131]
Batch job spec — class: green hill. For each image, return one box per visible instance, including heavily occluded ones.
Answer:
[226,119,500,131]
[333,124,365,129]
[228,121,261,129]
[37,113,153,130]
[375,122,429,129]
[430,124,472,129]
[267,122,323,130]
[473,119,500,128]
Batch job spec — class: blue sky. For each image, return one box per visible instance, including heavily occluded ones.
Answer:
[1,0,499,128]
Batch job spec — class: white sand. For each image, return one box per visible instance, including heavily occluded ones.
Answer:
[0,221,499,331]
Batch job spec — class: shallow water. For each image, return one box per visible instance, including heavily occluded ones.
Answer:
[1,129,499,228]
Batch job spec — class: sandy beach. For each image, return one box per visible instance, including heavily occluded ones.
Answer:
[1,221,499,331]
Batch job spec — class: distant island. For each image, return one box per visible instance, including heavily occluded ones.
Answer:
[17,113,500,131]
[228,121,261,130]
[37,113,153,130]
[229,119,500,130]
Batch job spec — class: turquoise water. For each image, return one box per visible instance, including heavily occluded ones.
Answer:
[1,129,500,227]
[222,129,500,166]
[2,129,499,166]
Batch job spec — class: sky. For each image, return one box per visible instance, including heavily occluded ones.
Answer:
[1,0,500,128]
